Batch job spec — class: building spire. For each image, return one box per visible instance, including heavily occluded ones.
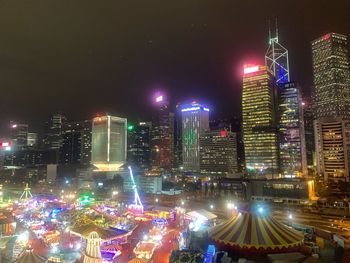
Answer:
[275,17,279,42]
[265,19,290,83]
[268,18,271,44]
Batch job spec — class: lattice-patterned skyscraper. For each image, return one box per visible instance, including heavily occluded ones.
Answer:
[265,22,290,84]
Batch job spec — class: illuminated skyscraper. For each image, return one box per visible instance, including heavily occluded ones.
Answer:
[199,130,238,178]
[60,120,91,166]
[265,23,290,84]
[27,133,38,149]
[314,118,350,182]
[151,94,174,171]
[127,121,152,171]
[180,102,209,173]
[91,115,127,172]
[312,33,350,182]
[303,99,316,175]
[242,65,279,178]
[10,122,28,150]
[44,112,66,150]
[278,82,307,177]
[312,33,350,119]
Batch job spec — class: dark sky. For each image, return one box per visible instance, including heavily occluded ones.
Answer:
[0,0,349,133]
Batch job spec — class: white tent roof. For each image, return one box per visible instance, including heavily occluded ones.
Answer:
[186,209,217,221]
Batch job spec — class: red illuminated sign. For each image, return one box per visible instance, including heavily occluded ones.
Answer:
[243,65,259,74]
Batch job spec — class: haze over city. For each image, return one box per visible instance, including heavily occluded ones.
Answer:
[0,1,350,263]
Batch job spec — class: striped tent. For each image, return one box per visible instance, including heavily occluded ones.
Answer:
[209,212,303,256]
[15,249,46,263]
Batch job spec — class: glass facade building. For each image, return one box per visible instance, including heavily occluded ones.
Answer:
[92,115,127,171]
[312,33,350,182]
[278,82,307,177]
[312,33,350,119]
[151,104,175,172]
[242,65,279,178]
[127,122,152,171]
[180,102,209,173]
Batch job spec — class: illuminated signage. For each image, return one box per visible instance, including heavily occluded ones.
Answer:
[243,65,259,74]
[181,106,210,112]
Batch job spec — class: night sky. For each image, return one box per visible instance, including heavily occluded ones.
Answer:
[0,0,349,133]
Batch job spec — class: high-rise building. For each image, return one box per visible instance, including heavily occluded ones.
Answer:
[265,24,290,84]
[174,107,183,169]
[59,120,92,166]
[127,122,152,171]
[10,122,28,150]
[199,130,238,178]
[180,102,209,173]
[312,33,350,119]
[80,120,92,166]
[242,65,279,178]
[314,118,350,182]
[151,96,174,171]
[303,99,316,175]
[44,112,66,150]
[312,33,350,182]
[27,133,38,149]
[91,115,127,172]
[278,82,307,177]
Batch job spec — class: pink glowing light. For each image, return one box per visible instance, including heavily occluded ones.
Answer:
[220,130,228,137]
[155,95,163,103]
[322,34,330,41]
[11,124,17,128]
[243,65,259,74]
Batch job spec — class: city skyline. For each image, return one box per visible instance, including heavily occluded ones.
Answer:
[0,1,349,133]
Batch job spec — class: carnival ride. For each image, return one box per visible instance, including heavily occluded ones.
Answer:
[19,183,33,202]
[127,166,144,214]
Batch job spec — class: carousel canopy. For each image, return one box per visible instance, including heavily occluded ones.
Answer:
[209,212,303,250]
[15,249,46,263]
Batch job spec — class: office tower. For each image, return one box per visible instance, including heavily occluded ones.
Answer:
[312,33,350,182]
[314,118,350,182]
[242,65,279,178]
[265,24,290,84]
[303,99,316,175]
[151,96,174,171]
[174,107,182,169]
[27,133,38,149]
[80,120,92,166]
[91,115,127,172]
[60,120,91,165]
[180,101,209,173]
[278,82,307,177]
[44,112,66,150]
[312,33,350,119]
[199,130,238,178]
[10,122,28,150]
[127,122,152,171]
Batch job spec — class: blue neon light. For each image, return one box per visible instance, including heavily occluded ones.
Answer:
[181,106,210,112]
